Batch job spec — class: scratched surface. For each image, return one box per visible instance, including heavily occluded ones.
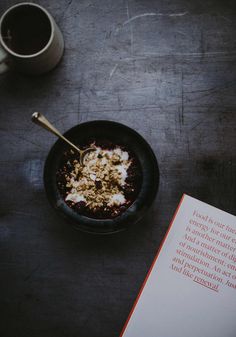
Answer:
[0,0,236,336]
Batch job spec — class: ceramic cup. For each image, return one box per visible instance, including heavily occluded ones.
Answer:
[0,2,64,75]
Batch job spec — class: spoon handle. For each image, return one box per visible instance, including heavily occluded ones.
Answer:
[31,112,81,153]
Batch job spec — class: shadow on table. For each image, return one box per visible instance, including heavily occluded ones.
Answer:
[49,201,163,254]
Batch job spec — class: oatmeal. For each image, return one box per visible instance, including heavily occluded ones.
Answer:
[56,141,142,219]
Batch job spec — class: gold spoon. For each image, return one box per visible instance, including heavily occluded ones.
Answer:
[31,112,95,165]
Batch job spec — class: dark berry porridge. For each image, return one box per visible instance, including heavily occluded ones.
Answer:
[56,140,142,219]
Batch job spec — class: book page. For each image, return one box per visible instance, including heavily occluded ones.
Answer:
[121,195,236,337]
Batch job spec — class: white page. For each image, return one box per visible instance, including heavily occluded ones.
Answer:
[121,194,236,337]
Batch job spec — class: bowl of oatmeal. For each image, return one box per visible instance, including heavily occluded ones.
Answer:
[44,120,159,234]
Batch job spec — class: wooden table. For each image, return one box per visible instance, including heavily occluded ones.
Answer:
[0,1,235,336]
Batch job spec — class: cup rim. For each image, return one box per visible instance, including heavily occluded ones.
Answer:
[0,2,55,59]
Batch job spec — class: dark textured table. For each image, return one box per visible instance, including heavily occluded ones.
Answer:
[0,1,235,336]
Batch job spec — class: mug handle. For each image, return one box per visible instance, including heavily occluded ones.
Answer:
[0,45,9,74]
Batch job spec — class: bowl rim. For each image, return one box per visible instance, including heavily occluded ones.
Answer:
[43,119,159,234]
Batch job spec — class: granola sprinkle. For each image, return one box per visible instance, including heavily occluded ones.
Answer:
[56,141,142,219]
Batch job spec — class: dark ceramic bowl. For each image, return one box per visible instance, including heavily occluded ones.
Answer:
[44,120,159,234]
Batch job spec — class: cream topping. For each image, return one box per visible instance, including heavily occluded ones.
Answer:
[65,145,132,209]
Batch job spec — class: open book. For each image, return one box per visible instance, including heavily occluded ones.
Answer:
[120,194,236,337]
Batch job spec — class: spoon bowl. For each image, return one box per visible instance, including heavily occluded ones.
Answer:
[31,112,95,165]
